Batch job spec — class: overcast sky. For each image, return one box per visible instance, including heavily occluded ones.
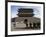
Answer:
[11,6,41,18]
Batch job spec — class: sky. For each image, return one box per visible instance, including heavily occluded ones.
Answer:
[11,6,41,18]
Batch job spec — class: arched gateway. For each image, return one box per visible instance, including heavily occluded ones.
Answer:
[12,8,40,29]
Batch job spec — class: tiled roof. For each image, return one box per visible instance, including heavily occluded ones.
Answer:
[18,8,33,13]
[11,17,40,23]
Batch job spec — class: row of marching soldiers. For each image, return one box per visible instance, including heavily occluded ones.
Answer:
[24,19,40,29]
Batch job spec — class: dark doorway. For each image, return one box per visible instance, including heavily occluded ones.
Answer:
[24,19,28,28]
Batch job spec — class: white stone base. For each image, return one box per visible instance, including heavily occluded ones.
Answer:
[16,21,26,28]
